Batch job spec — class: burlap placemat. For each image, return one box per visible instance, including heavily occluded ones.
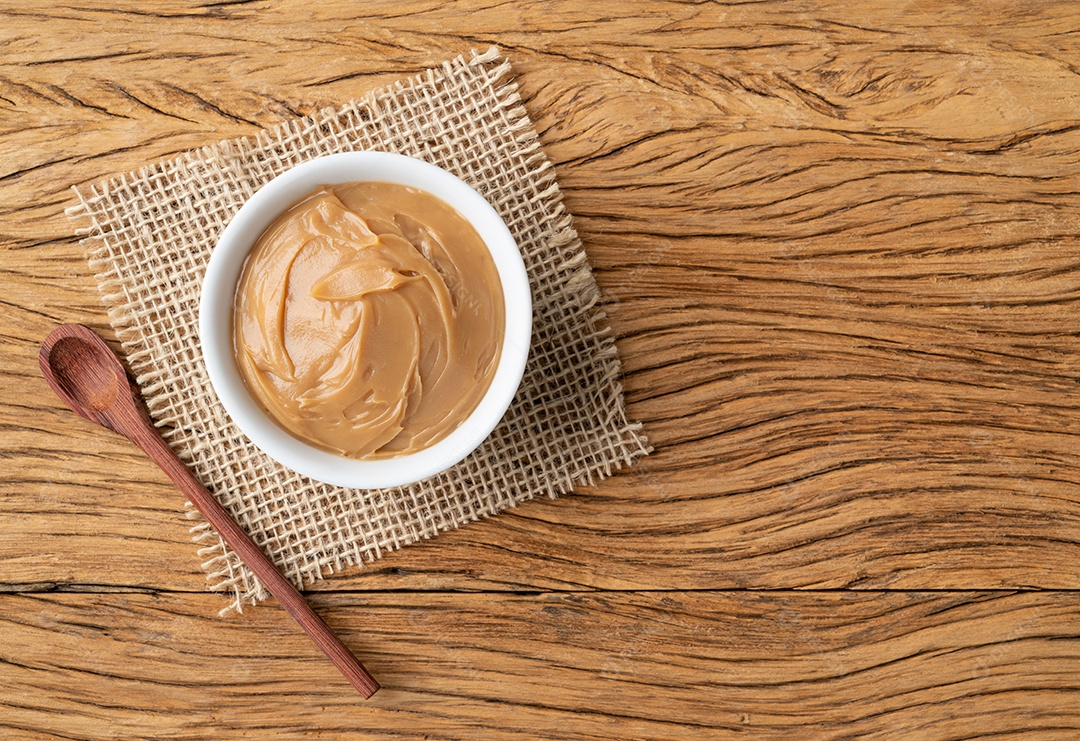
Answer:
[67,47,650,615]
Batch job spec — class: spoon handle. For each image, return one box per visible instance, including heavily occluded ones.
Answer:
[134,428,380,698]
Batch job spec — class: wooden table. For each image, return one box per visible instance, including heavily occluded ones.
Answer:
[3,2,1079,738]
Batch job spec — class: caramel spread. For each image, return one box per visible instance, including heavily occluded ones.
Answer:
[233,182,505,459]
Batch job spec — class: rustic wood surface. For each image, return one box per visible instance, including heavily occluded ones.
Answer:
[2,1,1080,738]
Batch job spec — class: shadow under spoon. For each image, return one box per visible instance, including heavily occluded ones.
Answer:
[38,323,380,699]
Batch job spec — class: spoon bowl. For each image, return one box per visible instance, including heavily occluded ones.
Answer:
[48,336,120,412]
[39,325,140,435]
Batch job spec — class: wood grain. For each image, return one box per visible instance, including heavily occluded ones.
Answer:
[3,590,1079,740]
[3,0,1080,737]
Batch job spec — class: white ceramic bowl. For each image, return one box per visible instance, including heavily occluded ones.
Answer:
[200,152,531,489]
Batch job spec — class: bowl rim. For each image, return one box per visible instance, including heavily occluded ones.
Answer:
[199,151,531,489]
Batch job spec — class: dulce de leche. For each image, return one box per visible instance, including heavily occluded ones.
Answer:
[233,181,505,459]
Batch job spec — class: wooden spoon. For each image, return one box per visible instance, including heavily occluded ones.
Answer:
[39,323,380,699]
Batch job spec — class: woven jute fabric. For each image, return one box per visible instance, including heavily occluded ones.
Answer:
[67,47,650,615]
